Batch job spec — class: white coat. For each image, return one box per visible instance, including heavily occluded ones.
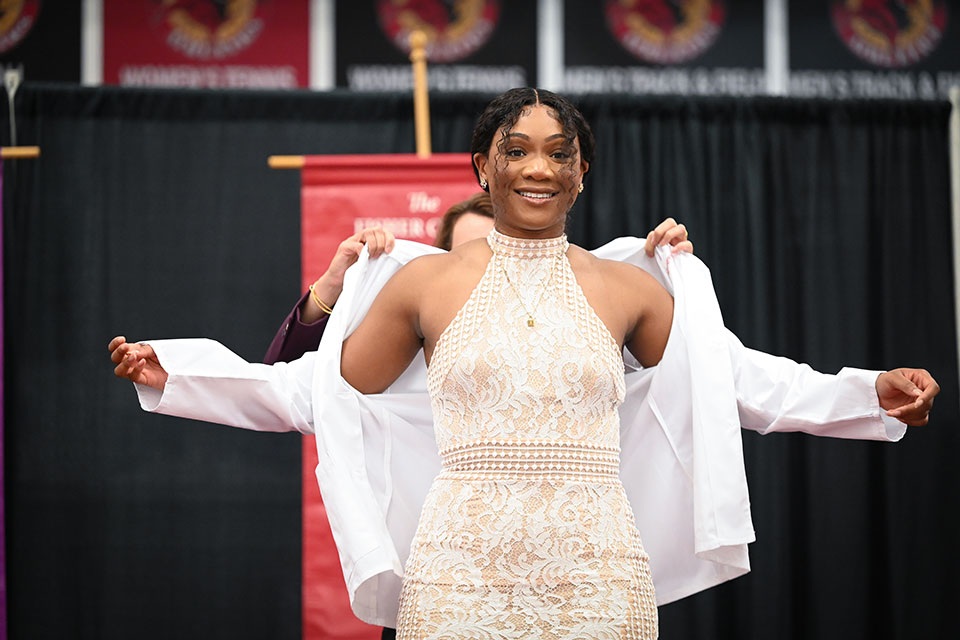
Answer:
[134,239,905,626]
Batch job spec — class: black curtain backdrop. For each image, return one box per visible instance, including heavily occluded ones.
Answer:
[2,84,957,639]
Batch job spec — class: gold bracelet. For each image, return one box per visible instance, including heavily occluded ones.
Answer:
[308,283,334,314]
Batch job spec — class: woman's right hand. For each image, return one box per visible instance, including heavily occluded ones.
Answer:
[109,336,168,391]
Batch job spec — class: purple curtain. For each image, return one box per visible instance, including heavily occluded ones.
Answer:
[1,158,7,640]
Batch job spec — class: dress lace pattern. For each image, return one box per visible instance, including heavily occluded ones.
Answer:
[397,230,658,639]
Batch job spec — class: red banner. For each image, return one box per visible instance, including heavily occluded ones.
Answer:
[335,0,537,91]
[103,0,309,89]
[300,153,477,640]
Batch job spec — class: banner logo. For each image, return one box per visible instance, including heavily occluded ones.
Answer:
[377,0,500,63]
[0,0,40,54]
[150,0,268,60]
[605,0,726,64]
[831,0,948,67]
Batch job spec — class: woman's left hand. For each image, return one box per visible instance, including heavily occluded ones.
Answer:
[645,217,693,257]
[876,368,939,426]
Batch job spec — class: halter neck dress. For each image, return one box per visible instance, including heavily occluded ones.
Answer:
[395,230,659,639]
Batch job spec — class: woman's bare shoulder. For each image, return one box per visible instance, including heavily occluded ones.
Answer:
[390,250,455,281]
[385,238,489,292]
[605,258,664,292]
[447,236,493,263]
[407,237,488,266]
[568,244,664,292]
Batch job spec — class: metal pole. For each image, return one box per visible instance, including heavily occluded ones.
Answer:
[765,0,788,95]
[81,0,103,85]
[537,0,563,91]
[310,0,335,90]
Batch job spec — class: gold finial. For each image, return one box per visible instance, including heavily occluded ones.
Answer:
[409,29,428,57]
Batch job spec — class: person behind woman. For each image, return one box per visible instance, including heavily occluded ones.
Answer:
[110,88,937,639]
[433,191,496,253]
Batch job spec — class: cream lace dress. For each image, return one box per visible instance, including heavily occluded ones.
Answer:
[395,230,658,639]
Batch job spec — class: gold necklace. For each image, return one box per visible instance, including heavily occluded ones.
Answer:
[500,258,555,328]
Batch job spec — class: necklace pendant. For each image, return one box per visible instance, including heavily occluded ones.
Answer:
[527,317,535,327]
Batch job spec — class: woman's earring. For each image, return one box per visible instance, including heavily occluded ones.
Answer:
[480,177,488,189]
[578,183,584,194]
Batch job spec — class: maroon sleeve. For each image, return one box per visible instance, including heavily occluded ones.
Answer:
[263,291,330,364]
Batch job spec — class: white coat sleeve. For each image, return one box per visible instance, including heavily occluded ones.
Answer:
[133,338,316,435]
[727,330,906,442]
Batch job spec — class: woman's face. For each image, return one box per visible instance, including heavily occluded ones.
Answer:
[473,105,589,238]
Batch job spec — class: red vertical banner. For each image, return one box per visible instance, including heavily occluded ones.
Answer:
[299,153,477,640]
[103,0,309,88]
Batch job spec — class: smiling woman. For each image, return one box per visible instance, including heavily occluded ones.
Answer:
[338,89,674,394]
[471,88,594,237]
[109,87,939,640]
[334,88,670,639]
